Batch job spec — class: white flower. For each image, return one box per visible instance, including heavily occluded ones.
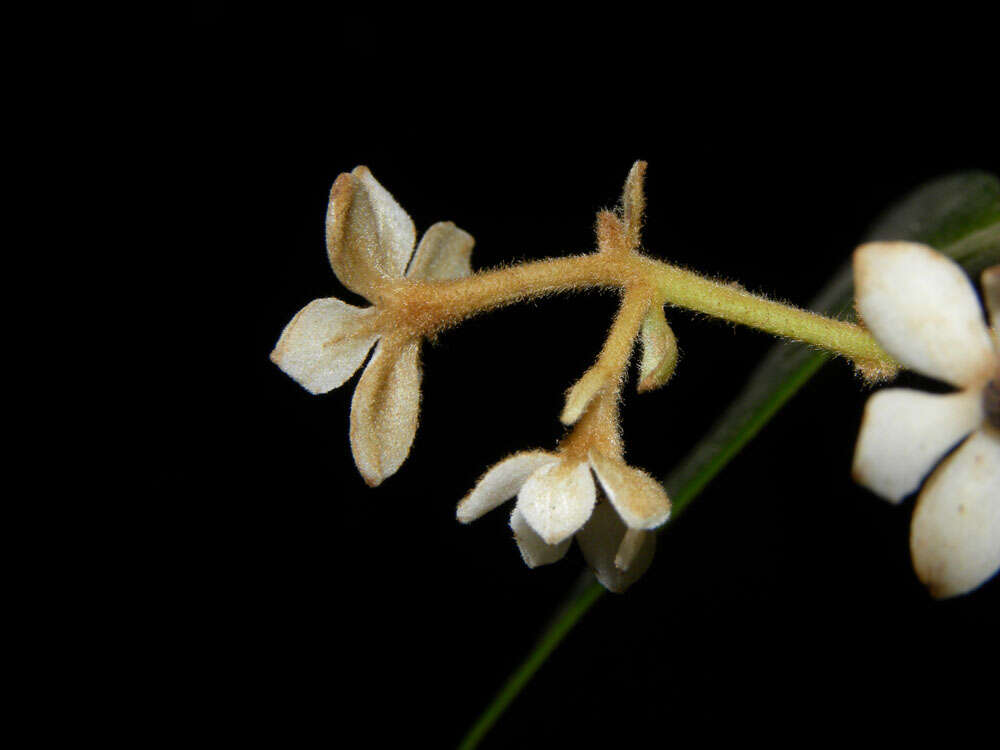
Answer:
[852,242,999,598]
[457,448,670,591]
[271,166,474,486]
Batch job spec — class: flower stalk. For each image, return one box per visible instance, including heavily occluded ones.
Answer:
[390,248,897,376]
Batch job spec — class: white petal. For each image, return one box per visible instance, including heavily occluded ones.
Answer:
[270,298,379,394]
[854,242,994,387]
[852,388,983,503]
[588,450,671,529]
[983,265,1000,350]
[325,172,389,300]
[352,166,417,278]
[510,508,571,567]
[517,460,596,545]
[407,221,475,281]
[910,430,1000,598]
[456,451,559,523]
[577,500,656,593]
[349,338,421,487]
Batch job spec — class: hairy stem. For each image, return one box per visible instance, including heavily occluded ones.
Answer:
[638,257,892,367]
[592,287,653,395]
[560,287,652,426]
[391,251,896,370]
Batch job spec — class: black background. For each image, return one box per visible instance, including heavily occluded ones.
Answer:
[192,8,997,746]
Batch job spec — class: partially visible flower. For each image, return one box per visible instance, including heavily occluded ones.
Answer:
[271,166,474,486]
[457,447,670,591]
[852,242,999,598]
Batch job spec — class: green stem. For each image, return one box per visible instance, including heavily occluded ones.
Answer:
[457,580,606,750]
[639,257,892,366]
[404,252,896,370]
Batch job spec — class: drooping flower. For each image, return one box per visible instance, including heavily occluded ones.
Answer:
[851,242,999,598]
[453,162,672,591]
[457,446,670,592]
[271,166,474,486]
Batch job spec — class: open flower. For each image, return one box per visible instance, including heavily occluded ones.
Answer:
[852,242,999,598]
[457,447,670,591]
[271,166,474,486]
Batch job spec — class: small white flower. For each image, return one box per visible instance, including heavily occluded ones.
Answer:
[457,448,670,591]
[271,166,474,486]
[852,242,999,598]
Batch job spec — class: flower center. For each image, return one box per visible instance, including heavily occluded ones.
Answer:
[985,375,1000,431]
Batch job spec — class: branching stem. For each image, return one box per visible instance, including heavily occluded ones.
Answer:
[391,250,896,373]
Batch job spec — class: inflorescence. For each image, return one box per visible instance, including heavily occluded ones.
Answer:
[272,163,999,596]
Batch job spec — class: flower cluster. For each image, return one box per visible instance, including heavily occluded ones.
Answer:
[852,242,999,598]
[272,163,675,591]
[271,162,997,599]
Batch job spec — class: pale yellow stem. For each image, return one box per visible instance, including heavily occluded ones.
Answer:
[387,251,896,372]
[637,257,893,367]
[594,288,652,396]
[561,288,652,425]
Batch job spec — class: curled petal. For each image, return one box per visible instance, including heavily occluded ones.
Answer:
[351,166,417,277]
[510,508,571,568]
[456,451,559,523]
[852,388,983,503]
[517,460,596,545]
[407,221,475,281]
[588,450,670,530]
[326,172,389,299]
[326,168,417,299]
[349,337,421,487]
[637,305,678,393]
[854,242,995,387]
[910,429,1000,598]
[270,298,379,394]
[577,500,656,593]
[983,265,1000,350]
